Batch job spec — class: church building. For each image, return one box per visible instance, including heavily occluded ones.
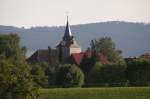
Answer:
[27,17,108,65]
[56,16,82,63]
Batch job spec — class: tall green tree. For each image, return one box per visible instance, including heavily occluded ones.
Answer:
[0,34,37,99]
[90,37,124,64]
[80,53,92,74]
[80,51,97,84]
[0,34,27,65]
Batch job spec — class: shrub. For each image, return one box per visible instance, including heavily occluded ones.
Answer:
[89,63,127,86]
[126,59,150,86]
[56,64,84,87]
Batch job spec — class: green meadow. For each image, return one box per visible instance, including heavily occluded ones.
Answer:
[39,87,150,99]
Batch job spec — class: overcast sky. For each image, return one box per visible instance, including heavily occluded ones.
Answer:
[0,0,150,27]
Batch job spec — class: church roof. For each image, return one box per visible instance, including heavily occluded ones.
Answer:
[27,48,58,64]
[27,49,49,62]
[63,16,73,42]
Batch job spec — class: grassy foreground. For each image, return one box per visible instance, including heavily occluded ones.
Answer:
[39,87,150,99]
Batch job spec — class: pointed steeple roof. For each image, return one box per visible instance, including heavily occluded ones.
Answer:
[63,16,73,41]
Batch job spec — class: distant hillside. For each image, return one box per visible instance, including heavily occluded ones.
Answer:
[0,21,150,57]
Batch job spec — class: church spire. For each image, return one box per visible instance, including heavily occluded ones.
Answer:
[63,16,73,41]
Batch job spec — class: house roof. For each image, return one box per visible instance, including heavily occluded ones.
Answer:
[71,51,108,65]
[71,52,84,65]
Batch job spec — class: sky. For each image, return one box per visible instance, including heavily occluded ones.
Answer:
[0,0,150,27]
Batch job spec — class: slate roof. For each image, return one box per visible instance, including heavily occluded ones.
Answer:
[63,16,73,42]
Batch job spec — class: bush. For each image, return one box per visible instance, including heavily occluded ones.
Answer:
[89,63,127,86]
[126,59,150,86]
[56,64,84,87]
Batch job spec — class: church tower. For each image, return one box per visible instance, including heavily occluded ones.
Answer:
[58,16,82,61]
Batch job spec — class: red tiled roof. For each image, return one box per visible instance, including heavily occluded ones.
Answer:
[71,51,108,65]
[71,52,84,65]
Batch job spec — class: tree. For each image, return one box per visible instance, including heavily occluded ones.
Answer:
[31,64,48,88]
[80,53,92,73]
[56,64,84,87]
[88,62,102,85]
[90,37,124,64]
[80,49,98,84]
[0,34,25,61]
[47,64,60,87]
[0,56,37,99]
[0,34,37,99]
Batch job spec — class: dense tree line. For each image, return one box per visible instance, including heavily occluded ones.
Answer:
[31,58,150,88]
[30,36,150,87]
[30,62,85,88]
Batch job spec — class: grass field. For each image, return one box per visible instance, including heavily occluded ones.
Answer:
[39,87,150,99]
